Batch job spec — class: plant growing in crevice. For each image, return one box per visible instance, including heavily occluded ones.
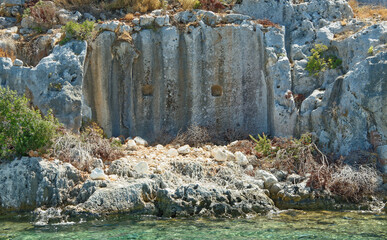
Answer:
[306,44,342,76]
[60,20,95,45]
[368,46,374,56]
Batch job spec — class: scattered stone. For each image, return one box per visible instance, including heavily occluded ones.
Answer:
[11,33,19,40]
[84,12,96,22]
[90,168,108,180]
[126,139,137,151]
[134,136,148,146]
[88,158,104,172]
[287,173,303,184]
[97,21,120,32]
[167,148,179,157]
[5,26,17,33]
[255,170,278,189]
[13,59,23,66]
[152,9,162,16]
[140,15,154,27]
[109,175,118,181]
[235,151,249,166]
[177,145,191,155]
[134,161,149,174]
[211,147,228,161]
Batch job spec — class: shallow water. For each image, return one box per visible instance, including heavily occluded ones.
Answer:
[0,211,386,240]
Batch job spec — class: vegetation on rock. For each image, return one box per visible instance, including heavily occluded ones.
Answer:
[306,44,342,76]
[0,87,60,160]
[60,20,95,44]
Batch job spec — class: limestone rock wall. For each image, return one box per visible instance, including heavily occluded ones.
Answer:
[84,23,295,141]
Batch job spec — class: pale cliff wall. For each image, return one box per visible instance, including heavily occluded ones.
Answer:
[84,23,295,141]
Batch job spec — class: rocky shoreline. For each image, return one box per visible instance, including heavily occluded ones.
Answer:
[1,140,386,222]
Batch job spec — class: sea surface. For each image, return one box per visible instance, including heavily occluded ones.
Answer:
[0,211,386,239]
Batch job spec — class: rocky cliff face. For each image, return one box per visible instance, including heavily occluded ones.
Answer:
[0,0,386,156]
[83,21,295,141]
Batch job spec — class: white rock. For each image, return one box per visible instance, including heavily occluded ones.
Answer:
[126,139,137,150]
[90,168,108,180]
[211,147,227,161]
[255,170,278,189]
[140,15,154,27]
[134,136,148,146]
[178,145,191,155]
[97,21,120,32]
[109,174,118,181]
[167,148,179,157]
[152,9,162,16]
[156,144,164,150]
[13,59,23,66]
[225,150,235,161]
[235,151,249,166]
[134,161,149,174]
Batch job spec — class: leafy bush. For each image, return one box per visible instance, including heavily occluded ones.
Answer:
[306,44,342,76]
[60,20,95,45]
[0,87,60,160]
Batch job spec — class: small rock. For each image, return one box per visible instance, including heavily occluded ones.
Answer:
[152,9,162,16]
[12,58,23,66]
[6,26,18,33]
[235,151,249,166]
[255,170,278,189]
[109,174,118,181]
[140,15,154,27]
[167,148,179,157]
[126,139,137,151]
[287,173,303,184]
[134,136,148,146]
[90,168,108,180]
[178,145,191,155]
[11,33,20,40]
[84,12,96,22]
[132,18,140,25]
[211,147,227,161]
[88,158,104,172]
[99,13,107,21]
[156,144,164,150]
[134,161,149,174]
[270,182,283,196]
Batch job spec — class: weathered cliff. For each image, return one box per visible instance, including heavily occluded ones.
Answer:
[0,0,386,156]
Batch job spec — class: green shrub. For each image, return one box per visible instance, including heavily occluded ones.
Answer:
[250,133,275,157]
[306,44,342,76]
[60,20,95,45]
[0,87,60,160]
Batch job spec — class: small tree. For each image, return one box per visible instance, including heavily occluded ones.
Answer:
[0,87,60,160]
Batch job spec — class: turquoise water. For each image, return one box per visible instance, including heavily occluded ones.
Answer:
[1,211,386,240]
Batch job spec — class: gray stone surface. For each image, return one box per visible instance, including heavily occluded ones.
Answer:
[0,41,89,132]
[84,22,294,140]
[0,157,84,211]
